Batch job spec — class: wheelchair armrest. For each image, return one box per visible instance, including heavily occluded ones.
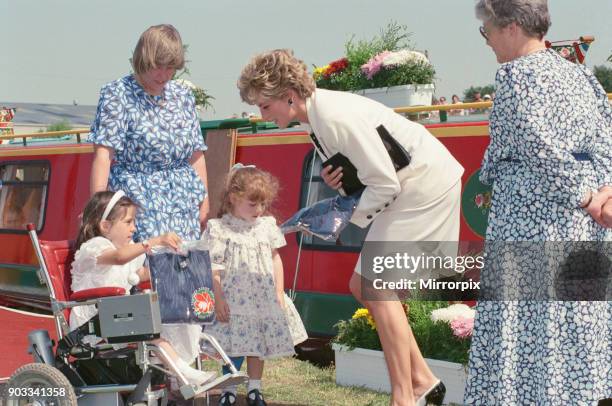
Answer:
[137,280,152,290]
[70,287,126,301]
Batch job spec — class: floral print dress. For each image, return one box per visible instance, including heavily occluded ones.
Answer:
[89,75,207,362]
[203,215,307,359]
[464,49,611,405]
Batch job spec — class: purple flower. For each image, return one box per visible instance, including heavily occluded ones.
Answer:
[450,316,474,338]
[361,50,392,80]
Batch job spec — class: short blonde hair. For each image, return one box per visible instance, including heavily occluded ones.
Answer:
[238,49,315,104]
[218,167,279,217]
[132,24,185,75]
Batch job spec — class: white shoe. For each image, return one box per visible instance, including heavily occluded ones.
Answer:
[176,359,217,386]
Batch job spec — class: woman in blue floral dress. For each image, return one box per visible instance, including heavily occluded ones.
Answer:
[88,24,208,363]
[465,1,611,405]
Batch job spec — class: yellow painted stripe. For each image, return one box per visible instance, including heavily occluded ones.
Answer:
[428,125,489,138]
[237,134,311,147]
[236,125,488,147]
[0,145,93,157]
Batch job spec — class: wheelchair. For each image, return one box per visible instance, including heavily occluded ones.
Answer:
[1,224,248,406]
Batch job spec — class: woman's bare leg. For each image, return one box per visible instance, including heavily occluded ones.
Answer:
[350,272,437,405]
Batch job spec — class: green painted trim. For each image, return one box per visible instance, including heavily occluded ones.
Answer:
[0,263,39,272]
[0,264,46,296]
[292,291,360,337]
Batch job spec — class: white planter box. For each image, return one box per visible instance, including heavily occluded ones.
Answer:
[353,84,435,109]
[333,344,467,404]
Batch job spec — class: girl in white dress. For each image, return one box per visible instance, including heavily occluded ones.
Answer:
[203,165,307,406]
[70,190,215,386]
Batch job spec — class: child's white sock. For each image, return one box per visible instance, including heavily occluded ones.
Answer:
[175,358,216,386]
[222,384,238,396]
[248,379,262,396]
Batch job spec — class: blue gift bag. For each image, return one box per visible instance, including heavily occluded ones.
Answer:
[148,242,216,324]
[280,192,362,241]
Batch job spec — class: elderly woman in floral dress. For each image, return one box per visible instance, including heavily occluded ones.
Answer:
[464,1,611,404]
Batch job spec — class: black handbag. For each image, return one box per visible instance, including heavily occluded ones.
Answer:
[148,243,215,324]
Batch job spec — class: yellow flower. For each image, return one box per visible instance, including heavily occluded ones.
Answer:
[313,65,330,80]
[352,308,376,330]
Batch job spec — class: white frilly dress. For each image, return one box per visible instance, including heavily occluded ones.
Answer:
[202,215,308,359]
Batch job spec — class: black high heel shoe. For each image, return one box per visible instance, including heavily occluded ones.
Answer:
[415,380,446,406]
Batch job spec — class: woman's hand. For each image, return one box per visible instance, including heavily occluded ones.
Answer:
[276,291,286,309]
[152,232,182,251]
[601,199,612,228]
[585,186,612,228]
[199,197,210,230]
[215,292,230,322]
[320,165,343,190]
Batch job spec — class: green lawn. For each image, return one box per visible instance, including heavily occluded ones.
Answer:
[204,356,390,405]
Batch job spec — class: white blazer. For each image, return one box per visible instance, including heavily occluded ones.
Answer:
[306,88,464,228]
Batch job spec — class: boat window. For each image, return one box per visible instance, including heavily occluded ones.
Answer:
[0,162,49,232]
[299,150,367,251]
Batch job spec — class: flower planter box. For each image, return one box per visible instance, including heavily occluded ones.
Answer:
[333,344,467,404]
[353,84,435,109]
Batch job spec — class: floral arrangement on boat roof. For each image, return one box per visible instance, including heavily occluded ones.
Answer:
[314,22,435,92]
[334,301,474,365]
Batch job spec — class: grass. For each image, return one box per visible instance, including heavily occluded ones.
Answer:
[203,356,390,406]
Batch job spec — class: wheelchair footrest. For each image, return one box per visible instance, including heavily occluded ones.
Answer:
[179,372,249,399]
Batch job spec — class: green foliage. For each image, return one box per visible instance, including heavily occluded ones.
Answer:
[315,22,435,92]
[408,301,471,365]
[333,300,471,365]
[334,316,382,351]
[45,119,72,132]
[463,85,496,101]
[593,64,612,92]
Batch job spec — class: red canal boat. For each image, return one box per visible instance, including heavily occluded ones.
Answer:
[0,110,491,335]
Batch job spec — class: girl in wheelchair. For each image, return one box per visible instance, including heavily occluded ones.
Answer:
[71,190,216,386]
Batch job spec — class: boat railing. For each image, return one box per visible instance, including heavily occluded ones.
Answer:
[0,128,91,146]
[1,93,610,142]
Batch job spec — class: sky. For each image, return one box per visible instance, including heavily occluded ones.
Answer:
[1,0,610,120]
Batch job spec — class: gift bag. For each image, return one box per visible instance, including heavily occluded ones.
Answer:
[280,192,361,241]
[148,241,215,324]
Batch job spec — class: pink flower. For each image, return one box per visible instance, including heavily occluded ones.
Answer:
[450,316,474,338]
[361,50,392,80]
[474,194,484,208]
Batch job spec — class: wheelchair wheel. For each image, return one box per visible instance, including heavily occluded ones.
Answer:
[2,363,77,406]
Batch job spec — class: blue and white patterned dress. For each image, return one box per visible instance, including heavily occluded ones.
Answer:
[464,50,611,405]
[89,75,207,362]
[90,74,206,241]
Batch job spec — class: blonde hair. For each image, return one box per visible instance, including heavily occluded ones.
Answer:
[132,24,185,75]
[238,49,315,104]
[218,167,279,217]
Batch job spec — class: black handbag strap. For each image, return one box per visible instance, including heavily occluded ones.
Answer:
[310,126,411,171]
[309,132,328,159]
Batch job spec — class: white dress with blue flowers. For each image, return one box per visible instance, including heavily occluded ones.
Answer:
[202,215,308,359]
[464,50,611,405]
[89,75,207,362]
